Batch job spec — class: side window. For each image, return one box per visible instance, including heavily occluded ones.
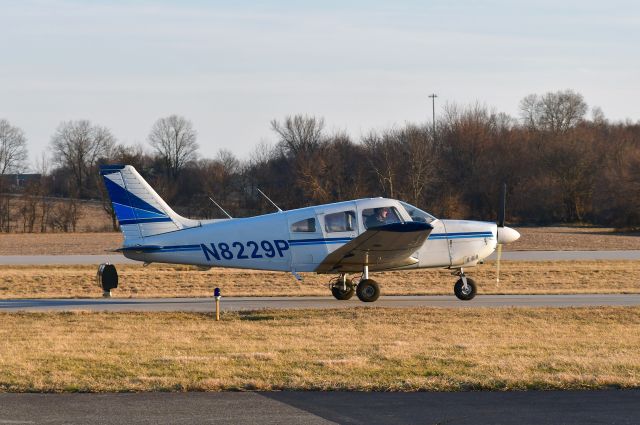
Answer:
[291,218,316,233]
[324,211,356,233]
[362,207,402,229]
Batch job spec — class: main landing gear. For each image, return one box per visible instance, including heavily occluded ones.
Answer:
[330,274,355,300]
[330,265,380,303]
[453,268,477,301]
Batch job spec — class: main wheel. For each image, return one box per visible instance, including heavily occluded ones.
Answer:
[356,279,380,302]
[454,277,477,301]
[331,279,355,300]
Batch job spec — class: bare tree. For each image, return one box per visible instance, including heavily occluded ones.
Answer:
[400,125,438,205]
[0,119,28,232]
[33,153,53,232]
[519,94,539,130]
[363,130,401,198]
[591,106,607,125]
[50,120,116,196]
[270,115,328,205]
[148,115,199,178]
[0,119,28,175]
[271,115,325,157]
[519,90,588,132]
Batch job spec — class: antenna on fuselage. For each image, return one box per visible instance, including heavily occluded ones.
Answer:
[256,188,283,212]
[208,196,233,219]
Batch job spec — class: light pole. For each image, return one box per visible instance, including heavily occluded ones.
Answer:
[428,93,438,137]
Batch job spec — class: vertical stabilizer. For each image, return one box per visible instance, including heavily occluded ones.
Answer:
[100,165,199,242]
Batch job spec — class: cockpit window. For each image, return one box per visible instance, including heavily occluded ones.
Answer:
[324,211,356,233]
[291,218,316,232]
[399,201,437,224]
[362,207,403,229]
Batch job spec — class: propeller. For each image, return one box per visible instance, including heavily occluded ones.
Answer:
[494,183,521,284]
[497,182,506,228]
[496,183,507,286]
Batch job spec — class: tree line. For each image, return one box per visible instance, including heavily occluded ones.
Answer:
[1,89,639,232]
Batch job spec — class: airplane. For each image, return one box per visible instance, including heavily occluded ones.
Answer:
[98,164,521,302]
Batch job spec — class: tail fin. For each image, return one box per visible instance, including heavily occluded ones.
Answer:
[100,165,199,241]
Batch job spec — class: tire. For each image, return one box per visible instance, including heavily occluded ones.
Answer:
[331,279,355,300]
[356,279,380,302]
[454,277,477,301]
[97,263,118,291]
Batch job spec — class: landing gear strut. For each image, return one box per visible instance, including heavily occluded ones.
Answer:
[356,264,380,303]
[453,268,476,301]
[330,274,354,300]
[330,265,381,303]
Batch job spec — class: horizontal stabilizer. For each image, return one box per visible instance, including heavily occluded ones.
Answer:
[116,245,164,253]
[315,221,433,273]
[115,244,201,254]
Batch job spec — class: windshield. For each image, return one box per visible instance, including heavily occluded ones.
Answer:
[399,201,437,224]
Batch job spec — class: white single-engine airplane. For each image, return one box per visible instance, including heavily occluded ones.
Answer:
[99,165,520,302]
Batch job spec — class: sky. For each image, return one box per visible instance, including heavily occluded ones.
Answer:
[1,0,639,167]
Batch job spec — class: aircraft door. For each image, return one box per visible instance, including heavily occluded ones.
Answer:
[318,209,358,253]
[287,213,325,273]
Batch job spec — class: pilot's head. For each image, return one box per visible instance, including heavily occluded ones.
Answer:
[375,207,388,218]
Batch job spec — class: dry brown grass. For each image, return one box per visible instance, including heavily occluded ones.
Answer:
[1,307,638,392]
[0,226,638,256]
[511,227,640,251]
[3,199,113,234]
[1,261,639,299]
[0,232,123,255]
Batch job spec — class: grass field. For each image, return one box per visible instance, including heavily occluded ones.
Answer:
[1,260,639,299]
[1,307,638,392]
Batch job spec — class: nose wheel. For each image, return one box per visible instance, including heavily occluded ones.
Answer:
[453,269,477,301]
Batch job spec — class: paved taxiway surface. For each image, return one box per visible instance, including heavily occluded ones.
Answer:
[2,294,639,312]
[1,250,640,265]
[1,391,638,424]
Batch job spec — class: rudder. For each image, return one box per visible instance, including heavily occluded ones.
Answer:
[100,165,197,241]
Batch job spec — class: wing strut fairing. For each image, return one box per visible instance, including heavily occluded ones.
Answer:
[315,221,433,273]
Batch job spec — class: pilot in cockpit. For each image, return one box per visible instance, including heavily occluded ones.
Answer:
[366,207,389,229]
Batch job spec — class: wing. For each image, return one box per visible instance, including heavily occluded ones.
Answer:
[315,221,432,273]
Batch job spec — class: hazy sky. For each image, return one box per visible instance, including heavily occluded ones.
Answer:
[2,0,639,166]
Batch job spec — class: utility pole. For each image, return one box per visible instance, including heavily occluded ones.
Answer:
[428,93,438,137]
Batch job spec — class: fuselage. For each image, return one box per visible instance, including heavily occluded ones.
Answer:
[122,198,502,273]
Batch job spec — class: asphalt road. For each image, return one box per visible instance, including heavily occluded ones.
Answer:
[1,391,638,424]
[1,250,640,265]
[2,294,639,312]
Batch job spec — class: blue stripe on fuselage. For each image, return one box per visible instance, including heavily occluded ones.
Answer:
[131,232,493,254]
[428,231,493,240]
[288,237,352,246]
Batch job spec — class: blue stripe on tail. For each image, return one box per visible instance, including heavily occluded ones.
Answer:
[101,167,169,226]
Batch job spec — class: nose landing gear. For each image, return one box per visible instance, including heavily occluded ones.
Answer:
[453,268,477,301]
